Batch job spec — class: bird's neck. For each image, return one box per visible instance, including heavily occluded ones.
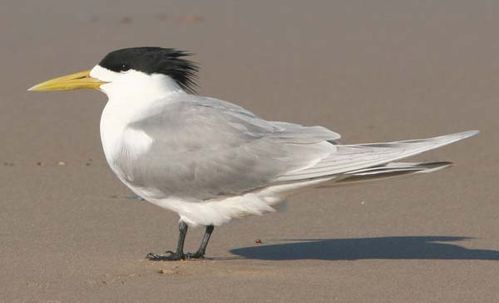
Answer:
[99,73,186,123]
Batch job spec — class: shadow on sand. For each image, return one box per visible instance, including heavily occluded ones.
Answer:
[230,236,499,261]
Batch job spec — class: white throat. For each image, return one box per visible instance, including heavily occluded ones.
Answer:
[92,65,186,174]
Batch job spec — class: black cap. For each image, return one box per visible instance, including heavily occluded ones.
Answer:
[99,47,198,93]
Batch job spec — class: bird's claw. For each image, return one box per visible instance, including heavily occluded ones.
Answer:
[184,251,205,260]
[145,250,207,261]
[146,251,184,261]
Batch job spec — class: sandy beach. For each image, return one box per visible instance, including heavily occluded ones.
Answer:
[1,1,498,302]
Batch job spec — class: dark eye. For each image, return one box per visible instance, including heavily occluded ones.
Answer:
[120,63,130,71]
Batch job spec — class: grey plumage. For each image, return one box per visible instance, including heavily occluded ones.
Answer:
[110,94,477,202]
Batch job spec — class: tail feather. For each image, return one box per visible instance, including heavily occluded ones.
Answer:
[276,130,478,183]
[331,161,452,185]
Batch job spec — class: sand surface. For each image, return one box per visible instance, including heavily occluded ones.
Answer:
[1,1,498,302]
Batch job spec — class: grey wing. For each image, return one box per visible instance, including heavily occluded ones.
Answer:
[127,96,339,200]
[275,130,478,183]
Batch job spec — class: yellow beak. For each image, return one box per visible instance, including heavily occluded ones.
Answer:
[28,70,106,91]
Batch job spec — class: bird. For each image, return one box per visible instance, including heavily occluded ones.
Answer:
[29,47,478,261]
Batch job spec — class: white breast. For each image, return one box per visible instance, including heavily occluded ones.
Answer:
[100,101,156,175]
[100,104,126,165]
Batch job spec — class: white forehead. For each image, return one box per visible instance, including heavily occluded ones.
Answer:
[90,65,120,82]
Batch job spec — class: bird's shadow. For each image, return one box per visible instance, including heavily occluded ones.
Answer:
[230,236,499,261]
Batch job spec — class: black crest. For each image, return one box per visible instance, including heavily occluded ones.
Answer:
[99,47,198,93]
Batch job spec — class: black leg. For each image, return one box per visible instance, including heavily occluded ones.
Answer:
[146,222,188,261]
[186,225,215,259]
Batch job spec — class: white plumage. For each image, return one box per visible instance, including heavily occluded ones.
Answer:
[91,65,478,227]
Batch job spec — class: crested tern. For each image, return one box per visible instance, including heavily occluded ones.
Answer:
[29,47,478,260]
